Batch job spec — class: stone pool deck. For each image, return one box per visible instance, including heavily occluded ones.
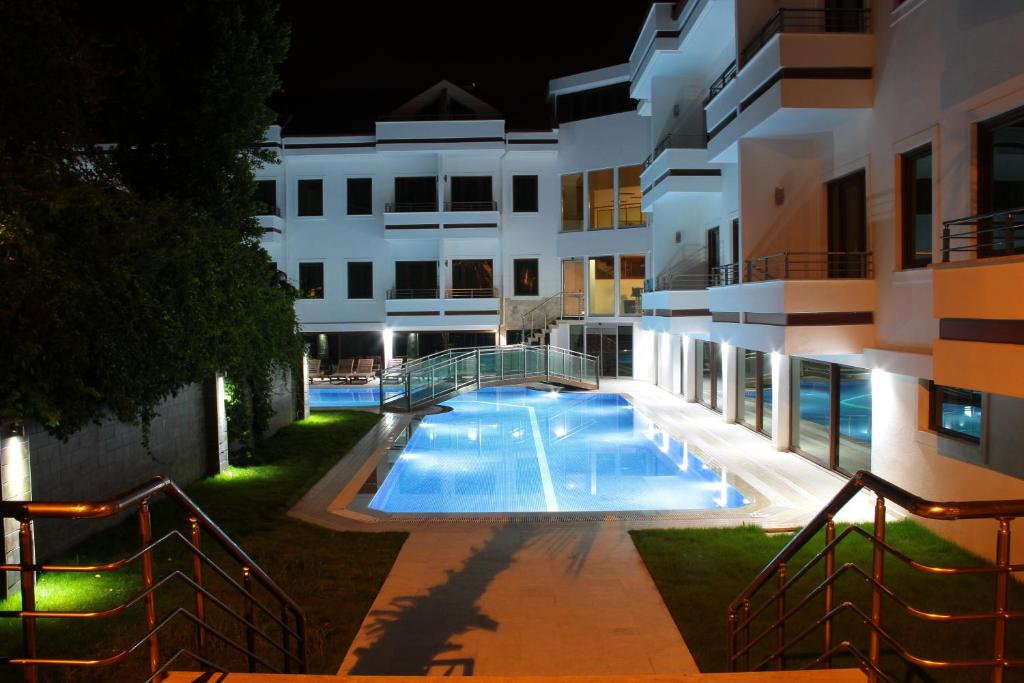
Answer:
[289,379,881,677]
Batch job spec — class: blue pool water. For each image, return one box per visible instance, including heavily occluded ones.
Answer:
[310,386,403,407]
[369,387,749,514]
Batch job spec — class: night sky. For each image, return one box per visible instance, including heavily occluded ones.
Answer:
[271,1,655,135]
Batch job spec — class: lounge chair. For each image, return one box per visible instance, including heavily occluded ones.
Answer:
[349,357,375,384]
[308,358,326,383]
[381,358,405,385]
[329,358,355,384]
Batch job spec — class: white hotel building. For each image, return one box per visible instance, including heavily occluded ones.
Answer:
[259,0,1024,559]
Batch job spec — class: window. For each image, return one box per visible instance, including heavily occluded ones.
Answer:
[347,178,372,215]
[513,258,539,296]
[619,255,645,315]
[297,179,323,217]
[791,359,872,474]
[450,176,493,211]
[451,259,493,293]
[560,173,583,231]
[696,341,722,412]
[618,165,645,227]
[298,262,324,299]
[513,175,539,213]
[255,180,277,215]
[394,261,438,298]
[394,177,437,212]
[930,384,982,442]
[736,349,772,438]
[900,145,932,268]
[347,262,373,299]
[826,170,867,278]
[588,168,614,230]
[977,106,1024,256]
[587,256,614,315]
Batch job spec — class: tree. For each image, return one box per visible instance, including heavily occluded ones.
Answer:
[0,0,300,440]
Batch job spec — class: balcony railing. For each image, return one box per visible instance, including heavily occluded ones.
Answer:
[941,206,1024,261]
[704,60,738,107]
[648,263,739,291]
[445,287,498,299]
[443,200,497,212]
[643,132,710,168]
[385,201,438,213]
[744,251,873,281]
[387,288,440,300]
[257,205,282,217]
[741,7,872,66]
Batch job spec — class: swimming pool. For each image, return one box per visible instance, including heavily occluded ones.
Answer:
[368,387,750,514]
[310,386,403,408]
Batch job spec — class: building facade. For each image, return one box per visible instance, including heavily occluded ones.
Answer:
[259,0,1024,560]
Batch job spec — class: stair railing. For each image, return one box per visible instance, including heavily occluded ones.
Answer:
[520,291,584,344]
[727,469,1024,683]
[1,476,306,683]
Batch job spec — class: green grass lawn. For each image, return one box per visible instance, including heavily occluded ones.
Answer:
[1,412,407,682]
[632,523,1024,683]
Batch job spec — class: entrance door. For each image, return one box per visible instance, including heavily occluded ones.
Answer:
[585,327,618,378]
[827,170,867,278]
[707,227,720,283]
[561,260,584,317]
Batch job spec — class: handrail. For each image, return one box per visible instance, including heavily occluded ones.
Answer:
[443,200,498,212]
[941,206,1024,261]
[727,469,1023,681]
[385,201,438,213]
[744,251,873,281]
[445,287,498,298]
[1,476,306,681]
[520,291,584,344]
[705,60,738,107]
[387,288,440,299]
[740,7,872,67]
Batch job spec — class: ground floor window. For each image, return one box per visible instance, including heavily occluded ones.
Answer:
[695,341,722,412]
[583,325,632,378]
[394,330,494,359]
[791,359,872,474]
[736,348,772,437]
[930,384,982,442]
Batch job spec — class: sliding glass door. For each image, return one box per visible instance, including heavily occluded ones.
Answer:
[695,341,722,412]
[736,349,772,438]
[791,358,872,474]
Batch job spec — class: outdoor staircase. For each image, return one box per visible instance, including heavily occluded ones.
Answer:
[378,344,599,412]
[519,290,584,345]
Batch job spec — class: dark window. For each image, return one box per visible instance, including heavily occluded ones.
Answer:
[394,261,438,298]
[298,262,324,299]
[977,106,1024,256]
[513,175,539,212]
[696,341,722,412]
[901,145,933,269]
[394,177,437,212]
[347,178,372,215]
[930,384,982,442]
[514,258,539,296]
[347,262,373,299]
[255,180,277,215]
[451,259,493,293]
[555,82,638,124]
[298,179,323,217]
[826,170,868,278]
[450,177,493,211]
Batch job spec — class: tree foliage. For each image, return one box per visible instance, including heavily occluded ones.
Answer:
[0,0,300,439]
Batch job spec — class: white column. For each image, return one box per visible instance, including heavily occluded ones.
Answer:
[382,329,394,368]
[682,335,697,402]
[1,423,31,598]
[300,354,311,420]
[670,334,683,394]
[772,352,791,451]
[213,375,229,470]
[722,343,737,423]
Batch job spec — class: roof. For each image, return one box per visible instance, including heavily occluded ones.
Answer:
[380,80,504,122]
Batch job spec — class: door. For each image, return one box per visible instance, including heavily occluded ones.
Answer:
[586,327,618,378]
[561,259,584,317]
[827,170,867,278]
[707,227,720,284]
[450,259,493,296]
[825,0,864,32]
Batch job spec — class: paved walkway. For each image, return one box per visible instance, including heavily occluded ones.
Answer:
[291,380,882,677]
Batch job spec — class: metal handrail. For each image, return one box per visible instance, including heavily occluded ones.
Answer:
[941,206,1024,261]
[727,469,1024,682]
[1,476,306,681]
[445,287,498,298]
[741,7,872,66]
[705,60,738,107]
[385,201,438,213]
[443,200,497,212]
[387,288,440,299]
[744,251,873,281]
[520,291,584,344]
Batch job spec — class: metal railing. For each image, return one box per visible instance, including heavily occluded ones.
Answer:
[643,132,710,168]
[941,207,1024,261]
[741,7,872,66]
[385,201,438,213]
[256,205,282,217]
[387,288,440,299]
[744,252,873,281]
[379,344,599,412]
[0,476,305,682]
[445,287,498,299]
[705,60,738,107]
[727,470,1024,682]
[520,291,585,345]
[651,263,738,291]
[444,200,498,212]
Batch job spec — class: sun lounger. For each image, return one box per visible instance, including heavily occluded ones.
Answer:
[329,358,355,384]
[349,357,375,384]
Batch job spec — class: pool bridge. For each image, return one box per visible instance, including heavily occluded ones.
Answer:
[379,344,599,411]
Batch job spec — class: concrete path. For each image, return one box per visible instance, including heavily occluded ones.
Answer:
[338,522,698,677]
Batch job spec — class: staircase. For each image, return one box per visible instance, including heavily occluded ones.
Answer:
[378,344,599,412]
[520,291,584,345]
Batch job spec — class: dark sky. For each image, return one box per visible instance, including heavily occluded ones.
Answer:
[271,1,655,135]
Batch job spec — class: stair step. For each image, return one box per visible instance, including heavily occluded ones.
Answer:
[165,669,866,682]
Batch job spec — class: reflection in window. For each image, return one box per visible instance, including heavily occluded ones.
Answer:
[299,262,324,299]
[696,341,722,412]
[739,349,758,431]
[617,326,633,377]
[587,256,614,315]
[791,359,872,473]
[900,145,932,268]
[932,385,982,441]
[837,365,872,474]
[618,255,645,316]
[560,173,583,232]
[618,165,645,227]
[513,258,539,296]
[588,168,614,230]
[791,359,831,468]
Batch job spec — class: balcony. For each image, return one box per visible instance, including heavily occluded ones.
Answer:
[933,207,1024,398]
[708,251,875,355]
[384,201,499,237]
[640,143,720,210]
[257,213,284,246]
[385,288,501,329]
[704,7,874,162]
[640,263,738,335]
